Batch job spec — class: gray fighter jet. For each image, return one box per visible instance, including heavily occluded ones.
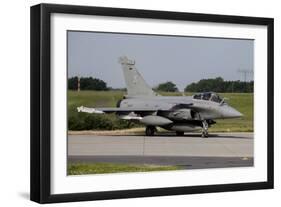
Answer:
[77,56,243,137]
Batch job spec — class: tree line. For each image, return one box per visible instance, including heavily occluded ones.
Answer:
[68,76,108,91]
[68,76,253,93]
[184,77,253,93]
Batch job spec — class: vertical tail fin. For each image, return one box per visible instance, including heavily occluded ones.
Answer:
[119,56,157,97]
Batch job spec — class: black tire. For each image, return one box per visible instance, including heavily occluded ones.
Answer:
[145,126,156,136]
[176,131,184,136]
[201,131,208,138]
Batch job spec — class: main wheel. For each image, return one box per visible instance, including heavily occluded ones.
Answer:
[176,131,184,136]
[145,126,156,136]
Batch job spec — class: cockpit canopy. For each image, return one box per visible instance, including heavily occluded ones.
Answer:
[192,92,223,103]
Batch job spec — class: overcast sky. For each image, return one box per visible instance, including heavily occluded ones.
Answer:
[68,31,254,91]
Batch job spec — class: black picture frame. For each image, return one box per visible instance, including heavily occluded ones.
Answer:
[30,3,274,204]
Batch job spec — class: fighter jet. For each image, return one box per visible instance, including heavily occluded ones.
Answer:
[77,56,243,137]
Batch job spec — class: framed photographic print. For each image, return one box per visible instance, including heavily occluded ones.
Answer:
[30,3,274,203]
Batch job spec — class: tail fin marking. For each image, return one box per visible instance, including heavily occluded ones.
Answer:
[119,56,157,97]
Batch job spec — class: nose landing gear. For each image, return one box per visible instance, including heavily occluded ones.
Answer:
[202,120,209,138]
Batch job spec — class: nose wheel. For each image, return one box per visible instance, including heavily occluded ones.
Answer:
[145,126,156,136]
[202,120,209,138]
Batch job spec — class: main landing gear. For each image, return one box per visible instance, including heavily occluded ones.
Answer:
[145,126,156,136]
[202,120,209,138]
[176,131,184,136]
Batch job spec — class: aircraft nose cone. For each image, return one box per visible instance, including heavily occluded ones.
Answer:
[228,107,243,118]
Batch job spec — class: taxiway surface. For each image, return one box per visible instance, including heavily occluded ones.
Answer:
[68,133,253,169]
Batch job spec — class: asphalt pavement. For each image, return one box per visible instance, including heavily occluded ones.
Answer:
[68,133,253,169]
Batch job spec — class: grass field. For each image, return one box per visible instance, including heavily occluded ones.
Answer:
[68,90,253,132]
[68,162,181,175]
